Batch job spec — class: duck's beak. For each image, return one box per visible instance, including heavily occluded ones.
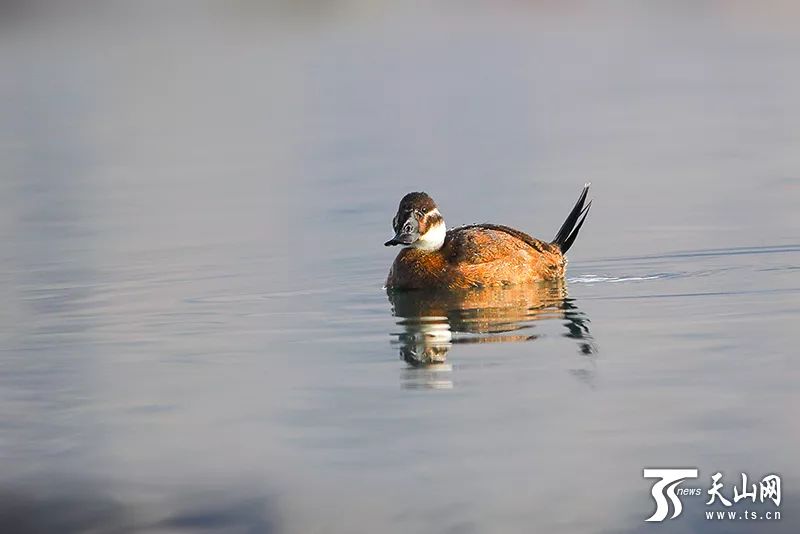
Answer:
[384,233,415,246]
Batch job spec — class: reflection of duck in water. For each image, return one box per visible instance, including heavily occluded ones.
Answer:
[388,280,595,370]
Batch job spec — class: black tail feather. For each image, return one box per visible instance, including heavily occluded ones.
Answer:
[552,184,592,254]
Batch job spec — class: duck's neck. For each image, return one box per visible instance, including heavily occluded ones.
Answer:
[413,220,446,251]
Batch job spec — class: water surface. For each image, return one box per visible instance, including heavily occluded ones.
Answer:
[1,3,799,533]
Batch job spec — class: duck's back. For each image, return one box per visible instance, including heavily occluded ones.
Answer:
[387,224,565,289]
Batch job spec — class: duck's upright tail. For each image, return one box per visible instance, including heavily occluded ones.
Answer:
[551,183,592,254]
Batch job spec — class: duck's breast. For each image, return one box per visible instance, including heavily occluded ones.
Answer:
[386,248,448,289]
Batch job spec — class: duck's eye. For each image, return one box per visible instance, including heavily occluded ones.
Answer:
[404,224,412,233]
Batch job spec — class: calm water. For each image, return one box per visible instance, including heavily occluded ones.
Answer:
[1,3,799,533]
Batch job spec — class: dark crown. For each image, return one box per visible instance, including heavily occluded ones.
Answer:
[397,192,437,215]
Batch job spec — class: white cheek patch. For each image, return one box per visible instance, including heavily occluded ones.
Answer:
[414,221,446,251]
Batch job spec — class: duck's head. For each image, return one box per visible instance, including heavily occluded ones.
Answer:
[385,192,446,251]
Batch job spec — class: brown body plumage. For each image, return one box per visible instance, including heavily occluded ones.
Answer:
[387,225,565,289]
[384,185,592,290]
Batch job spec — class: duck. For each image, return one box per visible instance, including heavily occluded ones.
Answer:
[384,184,592,290]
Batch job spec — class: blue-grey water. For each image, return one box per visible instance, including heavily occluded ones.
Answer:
[1,3,799,533]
